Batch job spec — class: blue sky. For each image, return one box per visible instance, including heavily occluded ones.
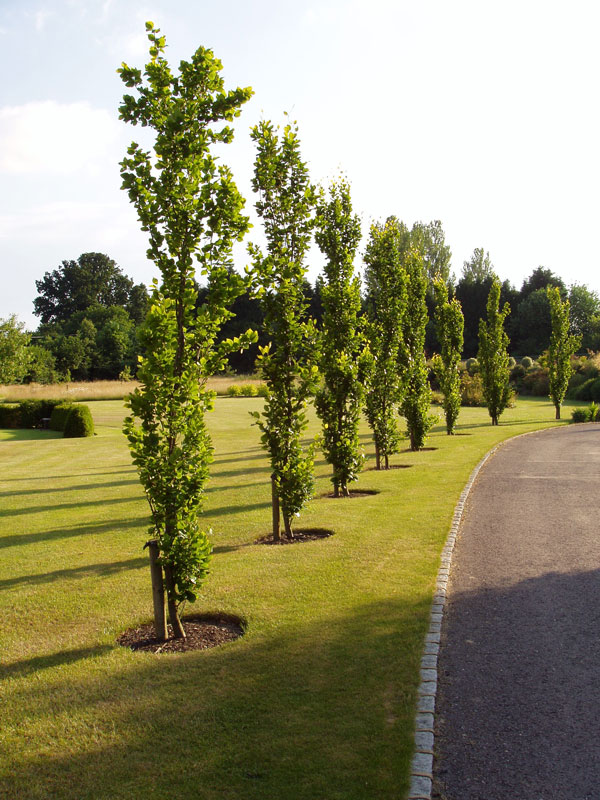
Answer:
[2,0,599,328]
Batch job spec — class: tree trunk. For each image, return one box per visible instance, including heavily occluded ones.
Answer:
[163,563,186,639]
[375,443,380,471]
[384,453,389,470]
[333,483,340,498]
[555,405,561,420]
[271,475,281,541]
[146,539,167,642]
[341,484,350,497]
[283,513,293,539]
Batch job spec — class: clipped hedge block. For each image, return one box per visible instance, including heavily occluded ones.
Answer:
[0,403,22,428]
[49,402,75,432]
[63,405,95,438]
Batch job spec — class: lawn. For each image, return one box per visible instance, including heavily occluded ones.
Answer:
[0,397,574,799]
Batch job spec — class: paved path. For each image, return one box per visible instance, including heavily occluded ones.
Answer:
[433,423,600,800]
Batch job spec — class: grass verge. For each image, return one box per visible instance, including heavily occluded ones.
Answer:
[0,397,574,799]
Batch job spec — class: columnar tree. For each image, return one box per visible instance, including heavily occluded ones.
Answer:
[119,23,255,638]
[314,178,366,497]
[363,218,408,469]
[547,285,581,419]
[478,278,511,425]
[400,249,434,450]
[432,276,464,434]
[0,316,31,384]
[249,119,318,540]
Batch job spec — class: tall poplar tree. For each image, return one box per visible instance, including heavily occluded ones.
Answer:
[432,276,464,434]
[249,119,318,540]
[314,178,366,496]
[400,248,434,450]
[547,286,581,419]
[363,218,408,469]
[478,278,511,426]
[119,23,255,638]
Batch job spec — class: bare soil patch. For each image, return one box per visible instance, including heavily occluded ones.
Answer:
[320,489,380,498]
[117,612,245,653]
[257,528,334,545]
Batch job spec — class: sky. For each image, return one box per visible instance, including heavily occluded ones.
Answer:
[1,0,599,330]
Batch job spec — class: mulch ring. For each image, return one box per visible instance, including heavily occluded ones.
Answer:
[320,489,380,498]
[366,464,413,471]
[257,528,334,545]
[117,612,245,654]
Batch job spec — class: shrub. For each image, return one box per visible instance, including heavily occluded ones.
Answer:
[465,357,479,376]
[521,368,549,397]
[0,403,21,428]
[580,352,600,379]
[521,356,533,369]
[591,378,600,403]
[460,373,485,406]
[63,404,94,438]
[508,357,516,369]
[226,385,243,397]
[510,363,526,383]
[573,378,595,401]
[571,407,589,423]
[240,384,259,397]
[18,399,64,428]
[49,402,75,431]
[589,402,599,422]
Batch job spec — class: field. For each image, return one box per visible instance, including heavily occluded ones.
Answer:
[0,397,575,799]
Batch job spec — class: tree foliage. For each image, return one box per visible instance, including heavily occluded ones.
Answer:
[478,278,512,425]
[119,22,254,637]
[363,218,408,468]
[0,315,31,384]
[400,249,435,450]
[34,252,147,326]
[249,119,318,539]
[432,276,464,434]
[547,286,581,419]
[314,178,366,496]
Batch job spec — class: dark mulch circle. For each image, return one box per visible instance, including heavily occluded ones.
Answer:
[117,612,245,654]
[400,446,438,453]
[257,528,334,545]
[367,464,413,471]
[320,489,380,498]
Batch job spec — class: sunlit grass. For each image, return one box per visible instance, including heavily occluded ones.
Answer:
[0,396,571,799]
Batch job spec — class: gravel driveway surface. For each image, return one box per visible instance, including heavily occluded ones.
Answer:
[433,423,600,800]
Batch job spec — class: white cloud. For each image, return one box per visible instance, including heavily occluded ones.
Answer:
[0,101,121,175]
[34,9,53,31]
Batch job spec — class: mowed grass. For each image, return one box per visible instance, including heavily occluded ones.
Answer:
[0,397,574,799]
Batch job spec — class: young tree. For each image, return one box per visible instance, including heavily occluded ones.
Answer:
[363,218,408,469]
[119,23,255,638]
[0,316,32,384]
[478,278,511,425]
[432,276,464,434]
[314,178,366,497]
[249,119,318,539]
[547,286,581,420]
[400,249,434,450]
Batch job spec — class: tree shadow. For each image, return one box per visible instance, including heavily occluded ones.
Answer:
[0,518,146,550]
[0,494,143,519]
[1,645,114,679]
[0,557,147,590]
[435,568,600,800]
[4,597,425,800]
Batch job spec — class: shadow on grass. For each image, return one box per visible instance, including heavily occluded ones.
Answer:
[0,478,142,498]
[1,645,114,679]
[0,467,134,483]
[0,518,147,549]
[0,494,143,519]
[5,597,427,800]
[203,500,271,518]
[0,557,147,590]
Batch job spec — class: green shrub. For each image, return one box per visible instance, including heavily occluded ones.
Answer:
[521,368,549,397]
[240,384,259,397]
[573,378,595,401]
[49,402,75,432]
[591,378,600,403]
[226,385,243,397]
[508,357,516,369]
[16,400,64,428]
[465,357,479,376]
[256,383,268,398]
[510,363,526,383]
[589,402,600,422]
[521,356,533,369]
[0,403,22,428]
[63,404,94,438]
[571,407,589,423]
[460,373,485,406]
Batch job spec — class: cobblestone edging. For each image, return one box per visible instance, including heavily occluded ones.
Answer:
[406,443,503,800]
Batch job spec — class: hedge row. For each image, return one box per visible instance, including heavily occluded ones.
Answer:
[0,400,94,437]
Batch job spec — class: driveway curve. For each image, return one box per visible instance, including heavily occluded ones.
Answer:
[433,422,600,800]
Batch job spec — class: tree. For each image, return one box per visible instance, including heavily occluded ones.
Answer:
[119,22,255,639]
[400,249,434,450]
[412,220,452,284]
[363,218,408,469]
[568,284,600,350]
[249,119,318,540]
[314,178,366,497]
[462,248,495,282]
[0,315,31,384]
[478,279,511,425]
[432,277,464,434]
[547,286,581,420]
[34,252,147,325]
